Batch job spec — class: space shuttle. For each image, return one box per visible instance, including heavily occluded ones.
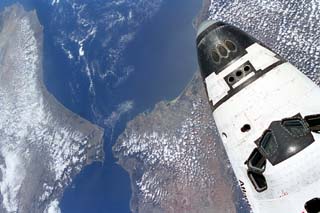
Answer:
[196,20,320,213]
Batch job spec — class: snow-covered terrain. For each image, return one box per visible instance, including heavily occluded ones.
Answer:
[0,4,103,213]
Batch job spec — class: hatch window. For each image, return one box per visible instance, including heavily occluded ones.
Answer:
[282,118,309,138]
[246,148,266,174]
[260,130,278,156]
[305,114,320,132]
[245,148,267,193]
[255,116,314,165]
[247,172,268,193]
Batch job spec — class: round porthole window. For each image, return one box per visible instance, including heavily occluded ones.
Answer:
[228,76,235,84]
[305,198,320,213]
[241,124,251,132]
[236,70,243,77]
[244,65,251,72]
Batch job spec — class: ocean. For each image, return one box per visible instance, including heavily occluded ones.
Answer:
[0,0,202,212]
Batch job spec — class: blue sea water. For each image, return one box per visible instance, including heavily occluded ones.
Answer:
[0,0,202,212]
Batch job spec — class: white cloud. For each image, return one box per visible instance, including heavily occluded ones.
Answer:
[46,200,61,213]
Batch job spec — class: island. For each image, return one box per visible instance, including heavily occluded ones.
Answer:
[0,4,104,213]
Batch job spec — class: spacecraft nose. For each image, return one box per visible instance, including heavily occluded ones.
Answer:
[196,20,222,37]
[196,21,257,78]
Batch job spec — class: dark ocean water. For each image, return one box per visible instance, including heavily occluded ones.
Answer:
[0,0,202,212]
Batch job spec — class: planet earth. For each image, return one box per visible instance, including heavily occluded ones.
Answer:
[0,0,320,213]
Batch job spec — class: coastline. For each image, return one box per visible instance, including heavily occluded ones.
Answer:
[113,0,235,212]
[0,4,104,212]
[116,1,211,211]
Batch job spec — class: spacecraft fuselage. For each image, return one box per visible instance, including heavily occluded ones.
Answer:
[196,21,320,213]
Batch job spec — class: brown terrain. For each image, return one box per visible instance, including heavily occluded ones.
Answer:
[114,74,240,213]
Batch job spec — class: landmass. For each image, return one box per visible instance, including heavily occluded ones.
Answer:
[115,0,320,212]
[113,1,242,212]
[113,73,240,213]
[0,4,104,213]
